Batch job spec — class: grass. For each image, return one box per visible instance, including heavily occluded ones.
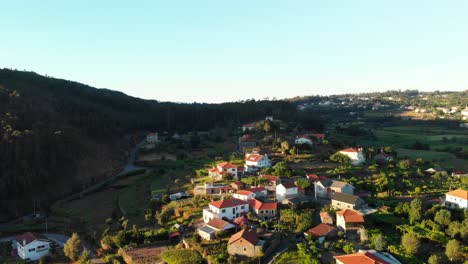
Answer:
[396,148,468,170]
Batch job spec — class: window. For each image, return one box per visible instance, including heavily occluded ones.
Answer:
[29,248,36,252]
[222,209,226,213]
[244,248,246,251]
[241,206,245,210]
[37,245,45,249]
[260,210,263,214]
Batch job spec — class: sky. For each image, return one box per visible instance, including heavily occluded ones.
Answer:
[1,1,467,103]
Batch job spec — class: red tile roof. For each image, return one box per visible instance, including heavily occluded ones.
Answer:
[306,174,320,182]
[446,189,468,200]
[240,134,253,141]
[340,148,362,153]
[334,252,390,264]
[336,209,364,223]
[262,175,279,182]
[305,224,337,237]
[246,187,266,193]
[228,229,258,246]
[15,232,49,246]
[245,154,265,162]
[210,198,248,209]
[249,199,277,210]
[217,162,238,169]
[235,190,254,196]
[242,123,256,128]
[207,218,233,230]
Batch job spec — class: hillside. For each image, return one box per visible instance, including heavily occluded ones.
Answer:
[0,69,309,221]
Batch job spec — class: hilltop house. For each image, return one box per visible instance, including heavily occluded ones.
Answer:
[339,148,365,165]
[276,182,300,203]
[295,133,325,145]
[227,229,264,258]
[374,152,394,164]
[203,198,249,223]
[198,218,236,240]
[314,178,355,198]
[331,193,366,210]
[16,232,51,261]
[261,175,281,186]
[232,187,267,201]
[304,224,338,243]
[335,250,402,264]
[445,189,468,209]
[244,152,271,173]
[239,134,257,150]
[193,182,234,196]
[241,123,256,132]
[336,209,364,231]
[146,132,159,143]
[248,199,278,220]
[209,162,241,180]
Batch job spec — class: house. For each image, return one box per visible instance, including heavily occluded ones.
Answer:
[203,198,249,223]
[331,193,366,210]
[445,189,468,209]
[244,152,271,173]
[169,191,190,201]
[276,182,299,203]
[261,175,281,186]
[233,190,256,201]
[304,224,338,243]
[320,212,333,225]
[248,199,278,220]
[231,181,245,191]
[241,123,256,132]
[335,250,402,264]
[239,134,257,150]
[374,152,393,164]
[227,229,264,258]
[193,183,234,196]
[452,171,468,178]
[146,132,159,143]
[336,209,364,231]
[425,167,447,175]
[246,187,267,198]
[314,178,355,198]
[16,232,51,261]
[198,218,236,240]
[338,148,366,165]
[295,135,314,145]
[209,162,241,180]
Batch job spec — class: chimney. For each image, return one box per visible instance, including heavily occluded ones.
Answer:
[23,240,26,246]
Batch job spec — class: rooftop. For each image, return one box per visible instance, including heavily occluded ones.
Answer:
[446,189,468,200]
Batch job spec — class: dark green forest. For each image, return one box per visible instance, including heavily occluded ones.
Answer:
[0,69,320,221]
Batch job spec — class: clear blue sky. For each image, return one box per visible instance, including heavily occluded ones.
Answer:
[1,1,467,103]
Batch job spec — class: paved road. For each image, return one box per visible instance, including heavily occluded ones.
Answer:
[117,140,146,176]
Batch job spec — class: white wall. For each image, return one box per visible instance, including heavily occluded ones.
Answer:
[446,194,468,209]
[17,240,50,261]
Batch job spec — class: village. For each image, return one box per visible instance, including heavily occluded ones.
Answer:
[3,114,467,264]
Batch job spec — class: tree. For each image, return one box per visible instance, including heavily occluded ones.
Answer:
[281,141,290,151]
[272,161,292,177]
[330,152,351,165]
[397,160,411,170]
[409,198,422,224]
[428,254,446,264]
[63,233,83,261]
[343,243,355,254]
[371,233,387,251]
[296,178,311,189]
[289,146,297,155]
[445,239,463,262]
[78,251,91,264]
[401,233,420,255]
[263,121,271,133]
[434,209,451,226]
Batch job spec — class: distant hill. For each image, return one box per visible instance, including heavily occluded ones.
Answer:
[0,69,310,221]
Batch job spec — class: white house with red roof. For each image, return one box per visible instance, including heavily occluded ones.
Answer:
[233,190,256,201]
[339,147,365,165]
[248,199,278,220]
[198,218,236,240]
[445,189,468,209]
[203,198,249,223]
[276,182,299,203]
[336,209,364,231]
[335,250,401,264]
[15,232,51,261]
[244,152,271,173]
[209,162,241,180]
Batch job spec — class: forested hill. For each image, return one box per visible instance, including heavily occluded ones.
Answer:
[0,69,317,221]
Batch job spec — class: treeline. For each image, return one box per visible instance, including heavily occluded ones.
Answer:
[0,69,321,221]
